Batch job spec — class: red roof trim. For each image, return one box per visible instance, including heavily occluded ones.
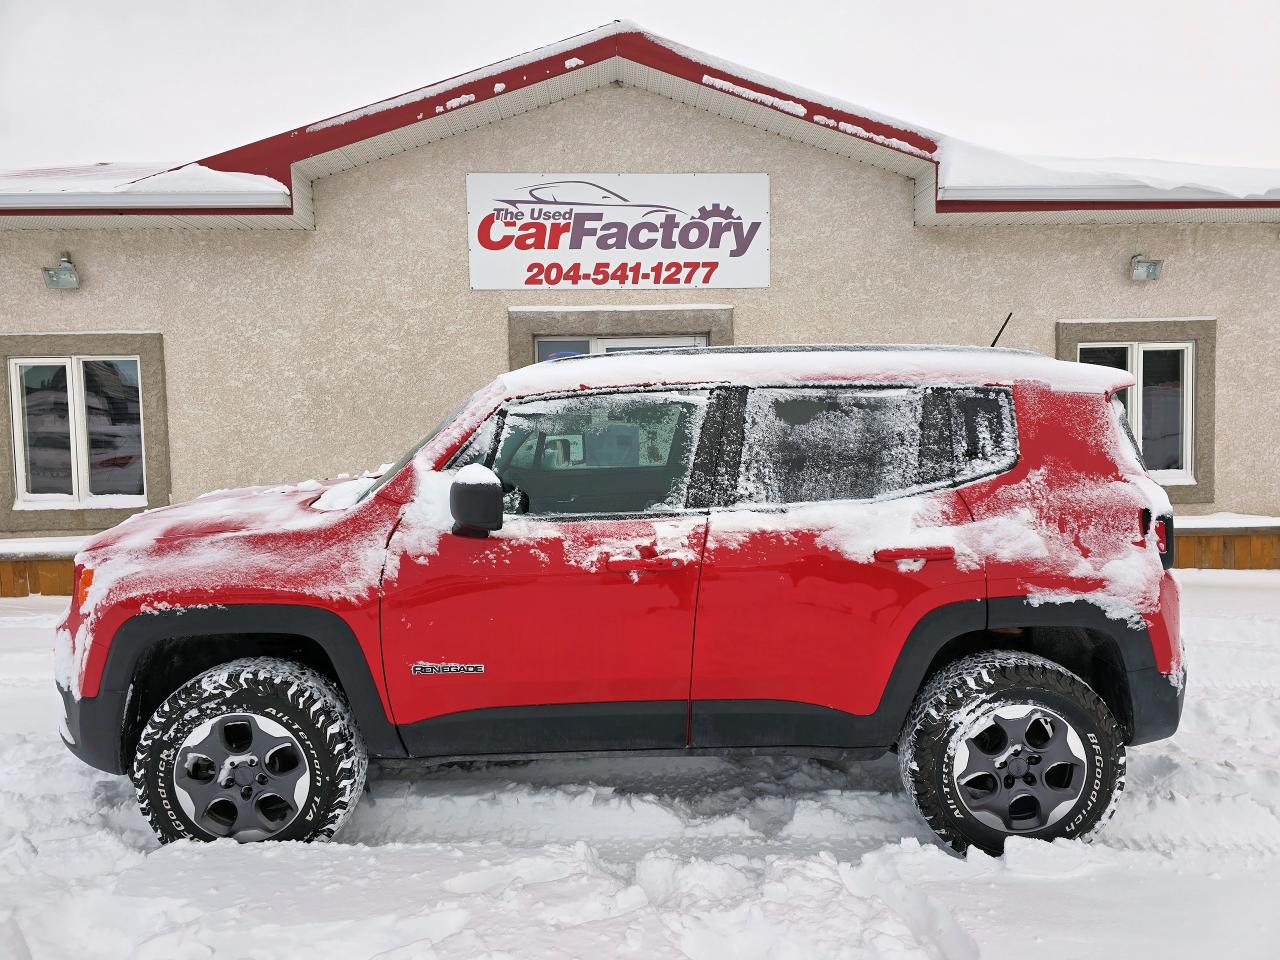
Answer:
[0,205,295,219]
[195,28,938,186]
[935,198,1280,212]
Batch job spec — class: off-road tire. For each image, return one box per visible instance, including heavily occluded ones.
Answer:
[898,651,1125,855]
[132,657,368,844]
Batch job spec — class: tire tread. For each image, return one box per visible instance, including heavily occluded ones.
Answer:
[898,650,1126,854]
[131,656,368,844]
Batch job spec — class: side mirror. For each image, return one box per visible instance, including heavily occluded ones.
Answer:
[449,464,504,537]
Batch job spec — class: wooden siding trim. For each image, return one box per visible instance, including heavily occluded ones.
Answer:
[1174,532,1280,570]
[0,559,73,597]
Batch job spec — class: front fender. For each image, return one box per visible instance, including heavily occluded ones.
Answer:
[62,604,406,774]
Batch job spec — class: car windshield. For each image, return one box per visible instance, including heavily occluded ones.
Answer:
[356,390,485,503]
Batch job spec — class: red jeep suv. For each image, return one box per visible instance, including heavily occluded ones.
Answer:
[55,345,1182,854]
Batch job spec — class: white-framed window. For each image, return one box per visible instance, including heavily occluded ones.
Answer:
[534,335,707,362]
[1077,340,1194,485]
[8,355,147,509]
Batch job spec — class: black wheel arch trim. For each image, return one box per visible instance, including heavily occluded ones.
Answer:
[986,596,1157,671]
[988,595,1181,745]
[63,604,406,775]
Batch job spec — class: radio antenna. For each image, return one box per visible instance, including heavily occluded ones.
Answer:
[990,312,1013,348]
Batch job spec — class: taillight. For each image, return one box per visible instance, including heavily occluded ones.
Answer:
[74,566,94,613]
[1139,510,1175,569]
[1152,519,1168,553]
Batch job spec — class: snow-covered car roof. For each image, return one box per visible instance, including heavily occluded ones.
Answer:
[496,344,1134,397]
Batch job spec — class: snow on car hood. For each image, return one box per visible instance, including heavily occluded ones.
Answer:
[86,480,344,547]
[82,477,368,595]
[78,475,396,598]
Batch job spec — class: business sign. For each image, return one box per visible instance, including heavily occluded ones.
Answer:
[466,173,769,289]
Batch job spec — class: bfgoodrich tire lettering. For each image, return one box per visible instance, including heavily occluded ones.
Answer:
[131,657,368,844]
[898,651,1125,855]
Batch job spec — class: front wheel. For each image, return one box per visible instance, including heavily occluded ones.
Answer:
[898,651,1125,855]
[132,657,368,844]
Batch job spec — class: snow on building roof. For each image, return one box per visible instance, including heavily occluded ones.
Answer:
[495,344,1135,397]
[0,161,289,210]
[937,141,1280,203]
[3,20,1278,228]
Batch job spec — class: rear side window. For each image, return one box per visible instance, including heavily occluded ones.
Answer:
[949,387,1018,483]
[737,387,953,504]
[1110,394,1147,471]
[735,385,1016,505]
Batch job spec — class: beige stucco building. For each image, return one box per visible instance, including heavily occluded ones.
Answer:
[1,23,1277,548]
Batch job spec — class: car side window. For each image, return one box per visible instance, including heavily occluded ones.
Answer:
[735,386,966,505]
[948,387,1018,483]
[448,412,501,470]
[491,391,709,516]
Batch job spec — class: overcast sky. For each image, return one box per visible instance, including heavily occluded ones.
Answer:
[2,0,1278,170]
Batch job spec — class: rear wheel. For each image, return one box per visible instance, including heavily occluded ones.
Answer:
[132,657,367,844]
[898,651,1125,855]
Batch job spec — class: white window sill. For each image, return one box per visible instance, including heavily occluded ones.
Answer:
[1150,471,1196,486]
[12,495,148,511]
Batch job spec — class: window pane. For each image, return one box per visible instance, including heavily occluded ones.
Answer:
[738,388,939,504]
[448,413,500,469]
[600,338,701,354]
[949,388,1019,483]
[82,359,144,496]
[1079,345,1130,370]
[1079,345,1131,412]
[536,339,590,362]
[1141,349,1185,470]
[494,392,707,514]
[17,363,73,495]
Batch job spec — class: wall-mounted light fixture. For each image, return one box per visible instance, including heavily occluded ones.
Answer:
[42,252,79,290]
[1130,254,1163,282]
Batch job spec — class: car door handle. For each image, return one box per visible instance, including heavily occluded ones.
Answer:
[604,554,686,573]
[873,546,956,562]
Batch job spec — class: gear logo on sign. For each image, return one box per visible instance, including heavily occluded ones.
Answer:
[694,204,741,220]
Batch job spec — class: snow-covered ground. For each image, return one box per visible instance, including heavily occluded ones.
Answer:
[2,570,1278,958]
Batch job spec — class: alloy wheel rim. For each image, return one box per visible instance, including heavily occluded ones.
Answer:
[173,713,311,842]
[950,703,1088,833]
